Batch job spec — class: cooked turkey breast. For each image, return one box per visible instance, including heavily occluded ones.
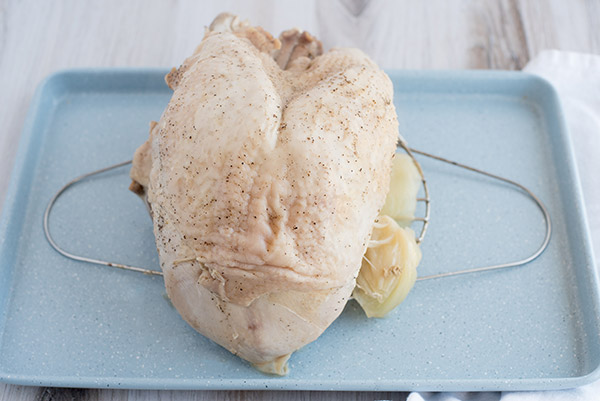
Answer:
[130,13,398,374]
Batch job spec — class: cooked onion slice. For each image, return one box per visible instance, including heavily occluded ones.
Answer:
[380,153,421,227]
[354,215,421,317]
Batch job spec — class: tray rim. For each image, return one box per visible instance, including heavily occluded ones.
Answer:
[1,68,599,391]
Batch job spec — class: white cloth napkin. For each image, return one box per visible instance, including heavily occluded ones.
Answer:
[408,50,600,401]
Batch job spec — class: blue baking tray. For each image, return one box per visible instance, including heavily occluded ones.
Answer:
[0,69,598,391]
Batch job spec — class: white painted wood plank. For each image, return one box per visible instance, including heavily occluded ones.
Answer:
[0,384,39,401]
[121,389,409,401]
[0,0,598,400]
[518,0,600,56]
[316,0,476,69]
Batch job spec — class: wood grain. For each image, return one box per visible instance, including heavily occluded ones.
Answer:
[0,387,411,401]
[35,388,99,401]
[0,0,598,400]
[469,0,530,69]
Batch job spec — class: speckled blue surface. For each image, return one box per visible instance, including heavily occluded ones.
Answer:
[0,69,598,391]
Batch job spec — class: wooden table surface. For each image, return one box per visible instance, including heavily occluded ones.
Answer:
[0,0,598,400]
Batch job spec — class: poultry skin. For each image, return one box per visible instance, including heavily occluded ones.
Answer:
[130,13,398,374]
